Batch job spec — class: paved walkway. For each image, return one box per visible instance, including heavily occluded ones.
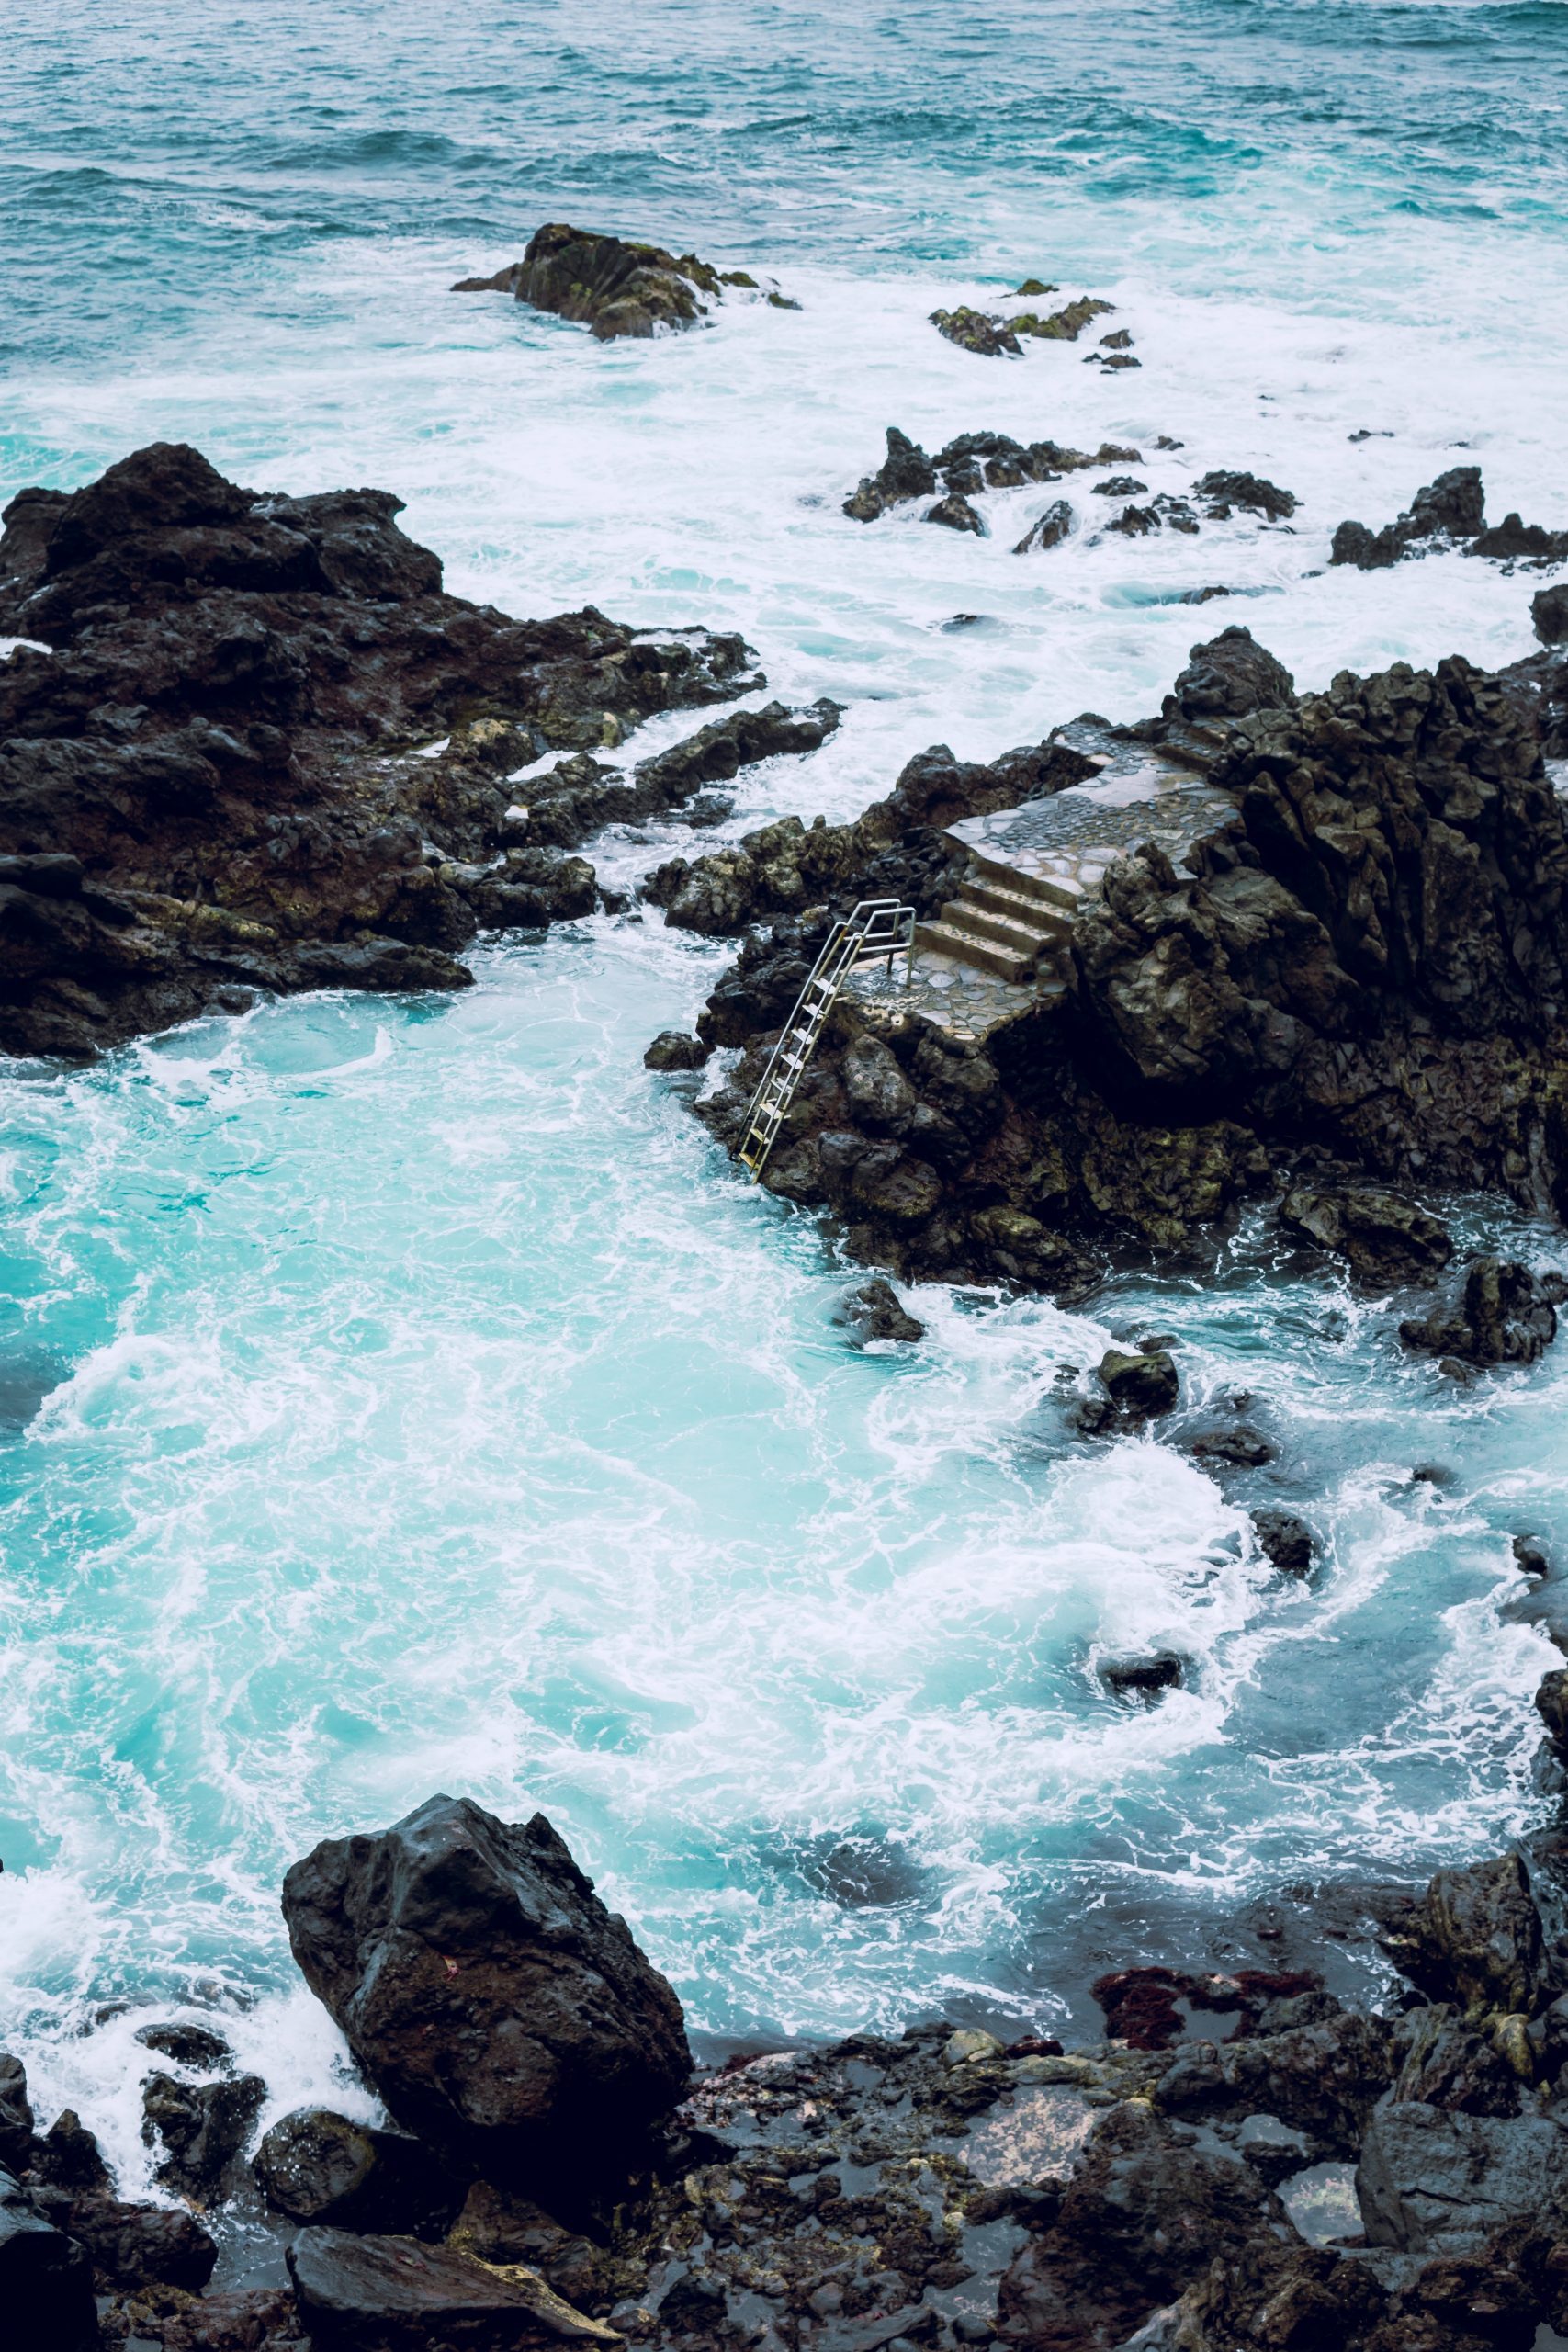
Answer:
[843,732,1236,1046]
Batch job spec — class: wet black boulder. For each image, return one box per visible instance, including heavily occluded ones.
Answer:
[1165,623,1295,720]
[1252,1508,1315,1576]
[1330,465,1484,568]
[1400,1257,1558,1367]
[0,2054,33,2172]
[0,2168,96,2352]
[1097,1345,1179,1422]
[1279,1182,1452,1290]
[28,2186,219,2290]
[254,2107,462,2235]
[141,2070,267,2199]
[281,1794,692,2177]
[839,1276,925,1343]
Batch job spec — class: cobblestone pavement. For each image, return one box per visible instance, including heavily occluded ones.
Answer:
[845,741,1237,1046]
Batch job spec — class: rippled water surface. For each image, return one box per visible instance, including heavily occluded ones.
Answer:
[3,0,1568,2184]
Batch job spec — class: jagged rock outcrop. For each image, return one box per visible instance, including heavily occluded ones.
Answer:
[451,221,737,339]
[1330,465,1485,568]
[281,1794,692,2179]
[0,442,760,1057]
[1399,1258,1562,1368]
[679,637,1568,1295]
[843,426,1140,521]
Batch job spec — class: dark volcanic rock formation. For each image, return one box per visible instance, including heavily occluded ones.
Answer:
[0,442,760,1057]
[843,426,1140,522]
[451,221,733,339]
[1399,1256,1560,1367]
[1330,465,1485,568]
[281,1794,691,2179]
[682,636,1568,1295]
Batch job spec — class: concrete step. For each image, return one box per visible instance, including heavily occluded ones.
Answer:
[946,895,1070,953]
[967,851,1084,912]
[912,919,1034,984]
[961,874,1074,932]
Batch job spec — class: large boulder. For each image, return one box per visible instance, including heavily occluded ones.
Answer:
[0,2055,33,2172]
[1166,625,1296,720]
[286,2226,617,2347]
[1381,1846,1568,2017]
[0,2168,96,2351]
[1356,2105,1568,2254]
[281,1796,691,2176]
[28,2187,219,2289]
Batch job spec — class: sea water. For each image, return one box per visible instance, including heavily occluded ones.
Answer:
[2,0,1568,2199]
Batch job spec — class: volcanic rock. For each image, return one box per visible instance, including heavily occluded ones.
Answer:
[642,1031,709,1071]
[254,2108,463,2236]
[0,2054,33,2172]
[28,2109,111,2191]
[1193,469,1298,521]
[0,2168,96,2351]
[926,492,987,534]
[1381,1848,1568,2017]
[930,306,1021,356]
[1330,465,1485,568]
[1095,1344,1179,1423]
[281,1794,691,2177]
[843,426,940,521]
[1537,1669,1568,1761]
[1251,1507,1315,1576]
[0,443,762,1057]
[1400,1258,1558,1366]
[142,2071,267,2199]
[286,2226,616,2347]
[1013,500,1075,554]
[839,1276,925,1343]
[1356,2105,1568,2255]
[28,2186,219,2289]
[452,221,726,339]
[1164,623,1295,721]
[1535,583,1568,644]
[1471,513,1568,563]
[1279,1182,1452,1288]
[134,2022,233,2069]
[1011,295,1115,342]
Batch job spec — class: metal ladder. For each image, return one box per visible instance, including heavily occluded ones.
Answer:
[738,899,916,1181]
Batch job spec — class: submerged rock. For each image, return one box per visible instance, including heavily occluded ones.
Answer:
[281,1794,691,2178]
[1095,1344,1179,1424]
[1252,1507,1316,1576]
[1010,294,1115,342]
[451,220,727,339]
[1101,1650,1185,1699]
[133,2021,232,2070]
[0,442,761,1058]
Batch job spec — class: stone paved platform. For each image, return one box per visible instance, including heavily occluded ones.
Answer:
[843,736,1237,1046]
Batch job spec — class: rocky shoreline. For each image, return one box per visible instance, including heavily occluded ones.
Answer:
[0,442,841,1061]
[6,430,1568,2349]
[10,1788,1568,2350]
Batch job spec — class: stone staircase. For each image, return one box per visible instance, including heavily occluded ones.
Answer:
[912,853,1080,982]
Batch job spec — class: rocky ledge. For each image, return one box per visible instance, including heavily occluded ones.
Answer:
[14,1794,1568,2350]
[0,441,820,1060]
[665,621,1568,1306]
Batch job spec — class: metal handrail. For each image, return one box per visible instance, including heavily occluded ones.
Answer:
[737,899,915,1181]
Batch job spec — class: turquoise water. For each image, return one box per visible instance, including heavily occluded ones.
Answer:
[3,0,1568,2192]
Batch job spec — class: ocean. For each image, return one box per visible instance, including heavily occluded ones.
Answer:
[2,0,1567,2219]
